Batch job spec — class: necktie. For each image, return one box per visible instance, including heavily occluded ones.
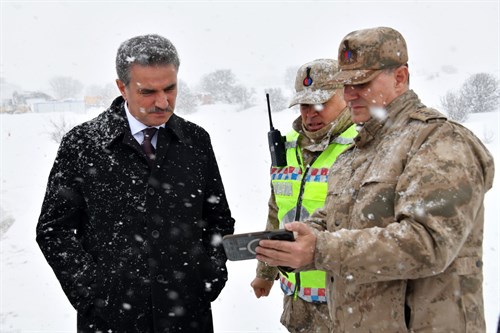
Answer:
[141,127,158,167]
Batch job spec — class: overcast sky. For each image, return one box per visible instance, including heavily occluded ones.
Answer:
[1,0,499,108]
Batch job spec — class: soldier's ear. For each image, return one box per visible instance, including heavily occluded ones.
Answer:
[394,66,409,91]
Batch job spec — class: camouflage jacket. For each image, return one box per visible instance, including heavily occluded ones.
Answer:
[306,90,494,333]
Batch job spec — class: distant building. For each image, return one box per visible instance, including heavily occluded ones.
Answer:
[12,91,52,106]
[33,100,86,113]
[84,95,106,108]
[0,88,53,114]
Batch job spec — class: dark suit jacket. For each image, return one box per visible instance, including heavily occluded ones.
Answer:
[37,96,235,332]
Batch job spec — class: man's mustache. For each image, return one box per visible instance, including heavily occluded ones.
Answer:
[142,106,174,114]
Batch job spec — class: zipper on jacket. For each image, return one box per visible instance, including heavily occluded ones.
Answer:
[292,149,319,299]
[294,149,319,221]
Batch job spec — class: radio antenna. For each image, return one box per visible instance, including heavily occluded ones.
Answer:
[266,93,275,130]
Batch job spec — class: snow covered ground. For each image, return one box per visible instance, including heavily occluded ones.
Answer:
[1,103,498,332]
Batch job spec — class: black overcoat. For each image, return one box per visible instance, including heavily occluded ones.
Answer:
[36,97,235,332]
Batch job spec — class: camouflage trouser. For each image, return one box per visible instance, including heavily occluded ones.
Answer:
[280,296,331,333]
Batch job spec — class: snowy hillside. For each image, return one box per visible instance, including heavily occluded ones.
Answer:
[0,104,498,332]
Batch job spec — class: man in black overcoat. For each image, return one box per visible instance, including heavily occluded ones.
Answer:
[36,34,235,333]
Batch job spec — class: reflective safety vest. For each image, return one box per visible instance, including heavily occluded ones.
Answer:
[270,125,357,303]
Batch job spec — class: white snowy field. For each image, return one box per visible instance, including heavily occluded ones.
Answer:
[0,104,498,332]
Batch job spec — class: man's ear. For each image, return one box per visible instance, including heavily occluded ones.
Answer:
[394,66,409,92]
[116,79,127,99]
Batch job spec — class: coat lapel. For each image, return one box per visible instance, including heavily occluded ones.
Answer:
[99,100,188,169]
[154,114,185,167]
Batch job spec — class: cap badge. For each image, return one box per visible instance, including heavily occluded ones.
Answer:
[343,49,359,65]
[342,41,356,64]
[303,67,313,86]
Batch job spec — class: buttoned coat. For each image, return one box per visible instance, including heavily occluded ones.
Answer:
[36,96,235,332]
[305,91,494,332]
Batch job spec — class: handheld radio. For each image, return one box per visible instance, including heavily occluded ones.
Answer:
[266,93,287,167]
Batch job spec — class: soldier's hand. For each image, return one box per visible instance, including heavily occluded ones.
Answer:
[250,277,274,298]
[255,222,316,269]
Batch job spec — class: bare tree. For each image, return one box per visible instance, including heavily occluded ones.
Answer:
[199,69,236,103]
[47,114,74,143]
[440,72,499,122]
[440,91,469,122]
[460,73,499,114]
[0,206,15,239]
[86,83,118,107]
[231,84,256,109]
[175,80,198,114]
[283,65,299,93]
[482,126,495,144]
[265,87,289,112]
[49,76,84,100]
[199,69,254,106]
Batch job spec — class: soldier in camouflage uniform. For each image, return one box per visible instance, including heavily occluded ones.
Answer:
[251,59,355,333]
[255,27,495,333]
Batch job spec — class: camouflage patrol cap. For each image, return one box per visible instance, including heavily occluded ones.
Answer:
[332,27,408,85]
[289,59,343,108]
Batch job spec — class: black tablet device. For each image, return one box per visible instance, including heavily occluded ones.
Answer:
[222,229,295,261]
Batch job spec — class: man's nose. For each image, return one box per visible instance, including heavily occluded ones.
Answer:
[155,92,169,109]
[305,106,318,117]
[343,86,358,102]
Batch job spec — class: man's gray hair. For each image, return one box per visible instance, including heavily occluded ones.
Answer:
[116,34,180,86]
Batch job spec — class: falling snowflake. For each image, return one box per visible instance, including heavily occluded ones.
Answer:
[207,195,220,204]
[211,234,223,246]
[369,106,388,121]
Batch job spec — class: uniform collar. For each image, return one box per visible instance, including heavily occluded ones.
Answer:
[354,90,421,148]
[292,107,353,152]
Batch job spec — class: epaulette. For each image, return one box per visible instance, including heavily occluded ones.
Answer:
[409,106,447,123]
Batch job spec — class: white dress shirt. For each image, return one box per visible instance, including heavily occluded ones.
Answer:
[124,103,164,148]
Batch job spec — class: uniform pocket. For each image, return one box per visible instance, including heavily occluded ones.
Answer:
[353,178,397,228]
